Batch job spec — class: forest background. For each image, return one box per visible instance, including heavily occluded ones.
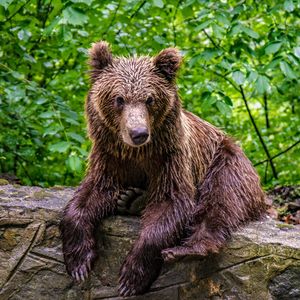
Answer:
[0,0,299,189]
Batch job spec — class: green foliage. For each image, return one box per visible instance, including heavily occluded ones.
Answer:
[0,0,299,187]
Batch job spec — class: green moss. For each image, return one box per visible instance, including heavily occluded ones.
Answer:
[277,206,288,216]
[49,185,65,191]
[276,223,294,229]
[0,179,9,185]
[32,190,52,200]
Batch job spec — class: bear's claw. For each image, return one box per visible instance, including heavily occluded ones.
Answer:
[161,247,184,262]
[66,249,96,283]
[119,265,140,297]
[71,261,90,282]
[118,281,136,297]
[118,251,162,297]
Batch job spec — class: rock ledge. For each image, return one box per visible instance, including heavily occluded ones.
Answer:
[0,184,299,300]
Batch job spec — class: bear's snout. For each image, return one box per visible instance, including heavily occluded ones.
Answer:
[129,127,149,145]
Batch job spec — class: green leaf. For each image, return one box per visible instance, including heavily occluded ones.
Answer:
[284,0,294,12]
[294,47,300,58]
[232,70,245,85]
[73,146,88,157]
[153,35,165,44]
[49,141,71,153]
[189,54,202,67]
[223,96,233,107]
[195,19,212,31]
[247,70,258,83]
[229,23,242,36]
[70,0,93,4]
[287,54,298,65]
[200,49,222,61]
[219,59,232,70]
[36,98,47,105]
[241,25,259,39]
[11,71,24,80]
[255,75,270,94]
[61,25,73,41]
[201,95,217,110]
[40,111,56,118]
[43,17,60,36]
[43,125,61,136]
[182,5,193,18]
[181,0,196,7]
[264,58,281,71]
[280,61,297,79]
[60,7,88,26]
[216,101,231,116]
[216,13,230,26]
[67,155,82,172]
[212,23,225,39]
[0,0,14,9]
[65,118,80,125]
[153,0,164,8]
[265,42,282,55]
[68,132,85,143]
[17,29,31,42]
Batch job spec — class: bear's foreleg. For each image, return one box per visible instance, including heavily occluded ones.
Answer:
[118,171,195,297]
[60,175,118,282]
[162,139,266,261]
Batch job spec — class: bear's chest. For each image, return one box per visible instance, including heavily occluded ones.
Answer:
[114,159,148,189]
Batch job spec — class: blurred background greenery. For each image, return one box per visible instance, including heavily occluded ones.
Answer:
[0,0,299,188]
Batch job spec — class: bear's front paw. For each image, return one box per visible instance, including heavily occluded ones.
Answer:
[117,187,146,216]
[118,254,161,297]
[65,248,96,283]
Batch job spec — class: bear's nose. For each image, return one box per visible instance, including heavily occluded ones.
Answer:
[129,127,149,145]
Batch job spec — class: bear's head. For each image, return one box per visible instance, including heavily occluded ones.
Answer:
[88,41,182,148]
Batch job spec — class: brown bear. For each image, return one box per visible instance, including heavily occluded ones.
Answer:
[60,41,266,297]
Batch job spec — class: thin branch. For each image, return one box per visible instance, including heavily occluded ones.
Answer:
[203,29,219,49]
[202,29,227,53]
[255,139,300,166]
[113,0,146,55]
[16,158,34,185]
[263,93,270,129]
[2,143,34,185]
[172,0,181,46]
[41,0,52,28]
[103,0,121,37]
[240,86,278,179]
[203,66,240,92]
[130,0,146,19]
[264,160,269,183]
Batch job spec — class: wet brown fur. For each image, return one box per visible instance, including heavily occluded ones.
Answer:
[60,41,266,297]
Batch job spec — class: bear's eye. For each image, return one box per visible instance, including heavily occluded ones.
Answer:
[115,96,125,108]
[146,96,154,106]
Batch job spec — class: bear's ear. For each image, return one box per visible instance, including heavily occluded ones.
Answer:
[153,48,182,82]
[88,41,113,82]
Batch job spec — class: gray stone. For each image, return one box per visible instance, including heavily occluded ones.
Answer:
[0,184,299,300]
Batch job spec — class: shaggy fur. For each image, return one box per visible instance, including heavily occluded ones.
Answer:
[60,41,266,297]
